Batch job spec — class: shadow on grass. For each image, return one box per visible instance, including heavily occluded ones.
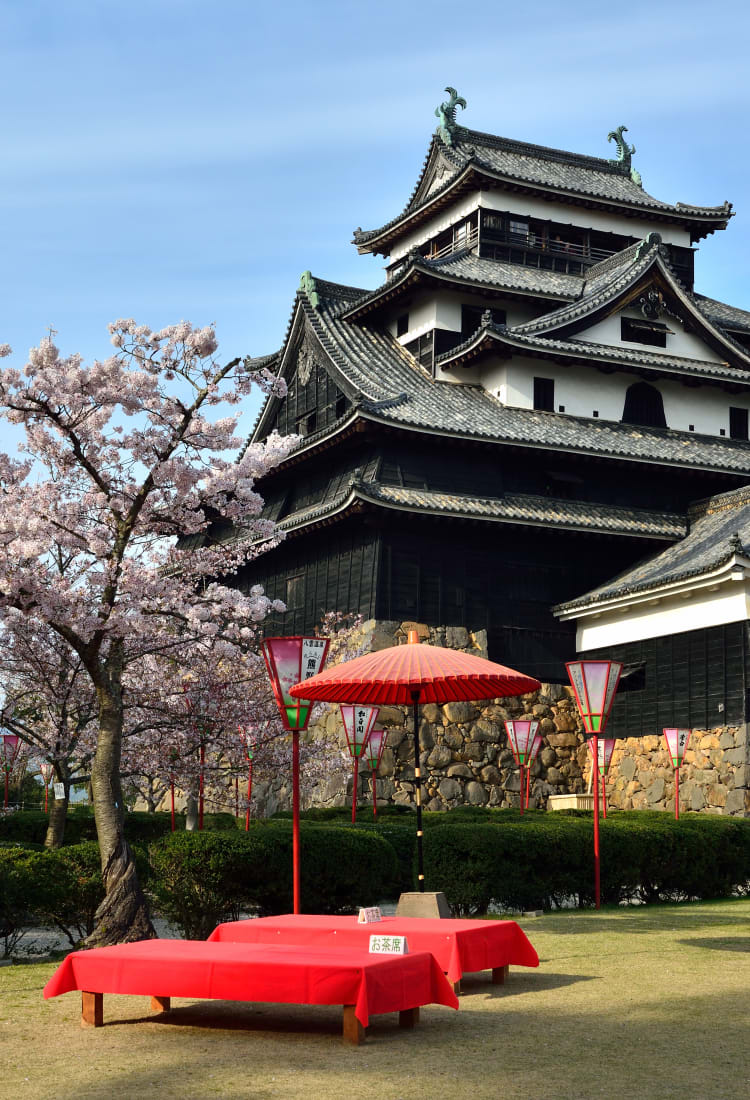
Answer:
[535,907,750,937]
[459,971,598,996]
[678,936,750,953]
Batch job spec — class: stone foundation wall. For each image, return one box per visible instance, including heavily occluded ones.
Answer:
[252,620,750,819]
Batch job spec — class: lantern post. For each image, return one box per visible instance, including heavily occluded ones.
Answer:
[525,731,544,809]
[663,728,690,820]
[566,660,623,910]
[589,738,616,819]
[504,720,539,813]
[364,729,387,818]
[261,636,330,913]
[340,706,378,823]
[1,734,21,809]
[39,761,53,814]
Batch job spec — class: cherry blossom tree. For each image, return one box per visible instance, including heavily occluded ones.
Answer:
[0,614,97,846]
[0,321,294,944]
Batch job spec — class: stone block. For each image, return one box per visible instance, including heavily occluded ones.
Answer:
[719,730,737,750]
[370,622,400,651]
[426,797,445,812]
[725,789,748,815]
[378,747,395,776]
[465,781,488,805]
[541,747,557,767]
[470,719,502,743]
[438,778,462,800]
[546,767,564,785]
[387,727,407,748]
[427,744,452,768]
[445,626,469,649]
[400,621,430,638]
[690,788,706,811]
[422,703,441,723]
[547,732,579,748]
[694,769,718,786]
[378,706,405,726]
[419,723,435,751]
[396,892,452,918]
[446,763,472,778]
[646,778,665,804]
[443,701,476,724]
[552,713,577,733]
[707,785,728,807]
[480,765,501,784]
[443,727,463,750]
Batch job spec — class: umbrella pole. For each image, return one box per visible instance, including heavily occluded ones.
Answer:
[411,691,425,893]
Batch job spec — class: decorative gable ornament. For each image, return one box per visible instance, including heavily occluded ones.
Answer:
[435,87,466,146]
[639,288,665,320]
[296,331,320,386]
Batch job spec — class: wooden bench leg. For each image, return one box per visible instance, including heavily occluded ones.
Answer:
[492,965,509,985]
[342,1005,365,1045]
[81,991,103,1028]
[453,979,462,995]
[151,996,171,1014]
[399,1007,419,1029]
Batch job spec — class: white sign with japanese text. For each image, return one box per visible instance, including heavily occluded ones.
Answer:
[357,906,382,924]
[369,934,408,954]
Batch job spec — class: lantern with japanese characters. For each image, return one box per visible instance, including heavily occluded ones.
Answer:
[663,728,690,820]
[340,705,379,823]
[566,660,623,910]
[364,728,387,818]
[588,737,616,818]
[261,636,330,912]
[504,719,539,813]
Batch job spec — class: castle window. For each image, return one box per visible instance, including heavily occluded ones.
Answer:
[621,382,667,428]
[396,314,409,337]
[285,574,304,610]
[729,407,749,440]
[621,317,669,347]
[533,377,555,412]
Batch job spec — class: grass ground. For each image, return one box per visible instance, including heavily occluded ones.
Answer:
[1,899,748,1100]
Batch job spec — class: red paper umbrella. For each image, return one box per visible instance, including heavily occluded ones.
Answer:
[290,631,540,706]
[290,631,540,891]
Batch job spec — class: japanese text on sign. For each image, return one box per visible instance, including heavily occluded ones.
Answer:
[369,934,408,954]
[357,907,382,924]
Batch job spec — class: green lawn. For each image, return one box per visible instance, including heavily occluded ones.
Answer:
[1,900,748,1100]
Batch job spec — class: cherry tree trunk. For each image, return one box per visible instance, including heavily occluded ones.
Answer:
[85,686,155,947]
[44,761,70,850]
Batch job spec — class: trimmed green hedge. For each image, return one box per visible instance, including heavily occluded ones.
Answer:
[148,823,399,938]
[421,810,750,914]
[0,810,237,846]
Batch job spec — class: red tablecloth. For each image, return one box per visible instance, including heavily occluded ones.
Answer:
[43,940,458,1028]
[208,915,539,984]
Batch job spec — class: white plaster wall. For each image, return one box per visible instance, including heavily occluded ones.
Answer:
[389,188,693,260]
[575,583,750,650]
[438,353,750,434]
[391,197,480,260]
[579,311,727,364]
[387,290,538,343]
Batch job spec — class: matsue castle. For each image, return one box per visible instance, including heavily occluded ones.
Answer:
[227,90,750,814]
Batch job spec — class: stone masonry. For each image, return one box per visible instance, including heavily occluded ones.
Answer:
[252,620,750,819]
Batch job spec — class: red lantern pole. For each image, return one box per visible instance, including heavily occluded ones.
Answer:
[341,705,378,827]
[526,763,532,810]
[261,637,330,914]
[351,755,359,824]
[664,729,690,821]
[245,759,253,831]
[567,661,622,912]
[519,763,525,813]
[592,734,601,908]
[364,729,387,820]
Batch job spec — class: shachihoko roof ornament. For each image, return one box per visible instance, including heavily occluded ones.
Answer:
[607,125,642,187]
[634,231,662,261]
[435,87,467,146]
[299,270,320,310]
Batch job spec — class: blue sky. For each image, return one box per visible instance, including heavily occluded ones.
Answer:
[2,0,750,442]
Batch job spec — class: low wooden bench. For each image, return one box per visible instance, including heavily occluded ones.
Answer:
[45,939,458,1045]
